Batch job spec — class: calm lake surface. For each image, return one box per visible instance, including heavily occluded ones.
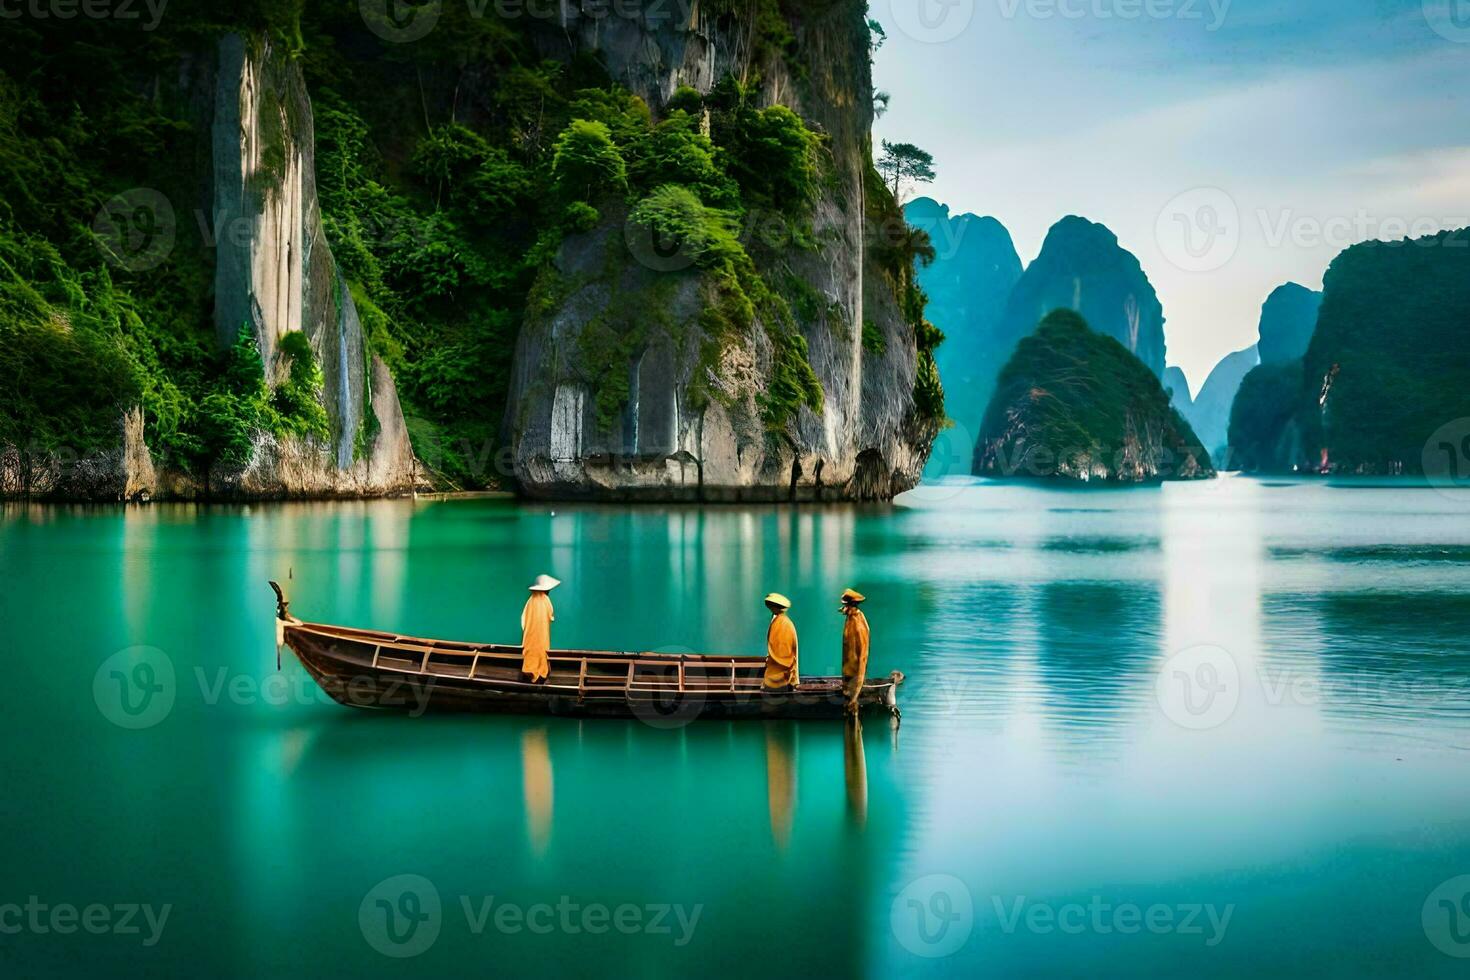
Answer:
[3,477,1470,977]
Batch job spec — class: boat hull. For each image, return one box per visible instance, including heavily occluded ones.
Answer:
[282,622,902,722]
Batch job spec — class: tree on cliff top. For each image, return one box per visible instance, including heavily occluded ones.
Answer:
[878,140,936,201]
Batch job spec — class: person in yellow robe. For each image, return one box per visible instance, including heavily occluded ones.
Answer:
[762,593,799,690]
[840,588,870,713]
[520,574,560,683]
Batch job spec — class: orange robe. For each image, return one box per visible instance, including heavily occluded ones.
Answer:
[841,608,870,709]
[520,592,554,683]
[763,612,799,689]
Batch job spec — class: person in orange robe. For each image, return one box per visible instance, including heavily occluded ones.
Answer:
[839,588,870,713]
[762,593,799,690]
[520,574,560,683]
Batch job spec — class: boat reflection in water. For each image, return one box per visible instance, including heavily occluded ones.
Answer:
[521,727,553,856]
[764,723,796,849]
[844,716,867,828]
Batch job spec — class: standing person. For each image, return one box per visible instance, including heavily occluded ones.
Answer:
[520,574,560,684]
[762,593,799,691]
[840,588,869,713]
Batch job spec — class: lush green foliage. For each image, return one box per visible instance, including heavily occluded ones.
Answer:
[629,186,745,270]
[0,1,928,488]
[862,319,887,355]
[0,15,249,471]
[298,0,839,474]
[271,331,332,441]
[1225,231,1470,473]
[552,120,629,203]
[624,185,823,431]
[0,9,373,475]
[1300,231,1470,472]
[976,310,1211,480]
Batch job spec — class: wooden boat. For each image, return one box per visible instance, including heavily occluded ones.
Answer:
[271,583,903,722]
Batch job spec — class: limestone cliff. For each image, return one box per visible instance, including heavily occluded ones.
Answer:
[1229,230,1470,474]
[208,34,416,497]
[1163,366,1193,418]
[1256,282,1323,366]
[1187,344,1258,459]
[975,310,1212,483]
[1219,283,1321,472]
[0,31,418,501]
[504,4,938,501]
[904,197,1023,461]
[994,216,1167,379]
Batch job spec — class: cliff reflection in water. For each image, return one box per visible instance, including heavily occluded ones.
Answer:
[10,482,1470,977]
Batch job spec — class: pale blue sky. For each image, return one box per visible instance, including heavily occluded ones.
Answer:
[873,0,1470,391]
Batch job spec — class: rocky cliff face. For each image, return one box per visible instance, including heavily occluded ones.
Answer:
[1163,366,1193,417]
[1196,283,1315,465]
[994,216,1167,380]
[208,34,416,497]
[904,197,1022,463]
[1,31,418,501]
[505,5,937,501]
[1257,282,1323,365]
[974,310,1211,483]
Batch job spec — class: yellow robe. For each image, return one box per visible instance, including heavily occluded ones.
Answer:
[520,592,554,683]
[763,612,799,689]
[841,608,870,708]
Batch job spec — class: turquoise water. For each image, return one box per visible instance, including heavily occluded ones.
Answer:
[3,477,1470,977]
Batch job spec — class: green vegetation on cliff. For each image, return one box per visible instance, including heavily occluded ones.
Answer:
[1227,360,1303,472]
[0,3,937,490]
[0,6,341,474]
[300,3,839,476]
[1301,231,1470,471]
[974,310,1211,482]
[1226,231,1469,473]
[0,17,209,465]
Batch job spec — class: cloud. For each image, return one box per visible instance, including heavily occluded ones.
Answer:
[876,24,1470,387]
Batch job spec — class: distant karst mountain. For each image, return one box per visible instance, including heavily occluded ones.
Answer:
[904,197,1022,468]
[1188,345,1259,459]
[995,216,1167,383]
[1164,366,1194,418]
[1229,233,1468,473]
[973,310,1212,483]
[1189,283,1320,463]
[1257,283,1323,365]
